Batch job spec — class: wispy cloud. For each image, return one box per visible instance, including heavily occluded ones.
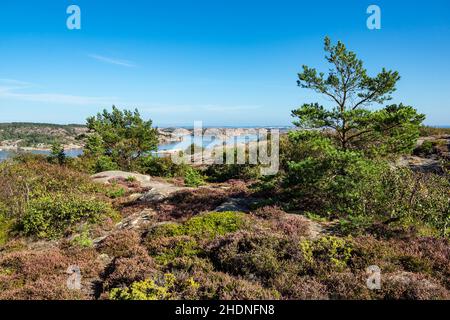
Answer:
[139,104,262,114]
[88,54,136,67]
[0,78,118,106]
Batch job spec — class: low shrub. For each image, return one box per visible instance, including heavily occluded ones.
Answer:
[147,211,247,241]
[207,231,295,283]
[152,188,245,221]
[22,194,116,239]
[138,156,187,178]
[205,163,260,183]
[109,273,200,300]
[146,236,201,265]
[183,167,205,187]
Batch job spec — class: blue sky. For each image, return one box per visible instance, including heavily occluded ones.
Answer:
[0,0,449,126]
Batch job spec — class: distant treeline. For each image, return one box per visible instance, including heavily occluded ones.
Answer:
[0,123,86,147]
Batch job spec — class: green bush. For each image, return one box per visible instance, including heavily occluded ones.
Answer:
[110,273,199,300]
[285,131,388,216]
[0,210,14,246]
[22,194,116,239]
[205,163,260,182]
[184,167,205,187]
[300,236,354,272]
[94,155,119,173]
[148,211,247,240]
[147,236,201,265]
[138,156,187,178]
[183,211,246,239]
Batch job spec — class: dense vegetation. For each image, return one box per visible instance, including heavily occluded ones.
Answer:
[0,38,449,300]
[0,123,85,147]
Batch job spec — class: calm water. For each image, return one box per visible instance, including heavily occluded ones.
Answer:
[0,134,259,162]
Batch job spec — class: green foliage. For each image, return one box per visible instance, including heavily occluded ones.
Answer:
[183,211,246,239]
[285,131,388,216]
[205,148,261,182]
[22,193,115,239]
[94,155,119,173]
[148,211,247,240]
[184,166,205,187]
[292,37,424,155]
[376,168,450,236]
[84,106,158,170]
[138,156,187,178]
[47,142,66,165]
[0,123,84,148]
[0,209,14,246]
[71,228,94,248]
[148,236,201,265]
[205,163,260,182]
[301,236,354,271]
[110,273,199,300]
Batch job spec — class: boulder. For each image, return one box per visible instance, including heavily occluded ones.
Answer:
[91,171,151,186]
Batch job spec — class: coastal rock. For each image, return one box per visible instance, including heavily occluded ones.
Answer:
[139,182,189,202]
[91,171,151,185]
[396,156,444,174]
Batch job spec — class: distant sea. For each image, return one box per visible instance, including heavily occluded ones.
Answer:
[0,133,260,162]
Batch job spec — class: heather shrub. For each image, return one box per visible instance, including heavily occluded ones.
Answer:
[193,271,280,300]
[98,230,143,258]
[207,231,296,283]
[152,188,234,220]
[21,194,116,239]
[321,272,372,300]
[0,248,102,300]
[252,205,285,220]
[0,160,103,219]
[269,214,311,238]
[272,274,328,300]
[103,252,156,290]
[379,272,450,300]
[146,236,201,265]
